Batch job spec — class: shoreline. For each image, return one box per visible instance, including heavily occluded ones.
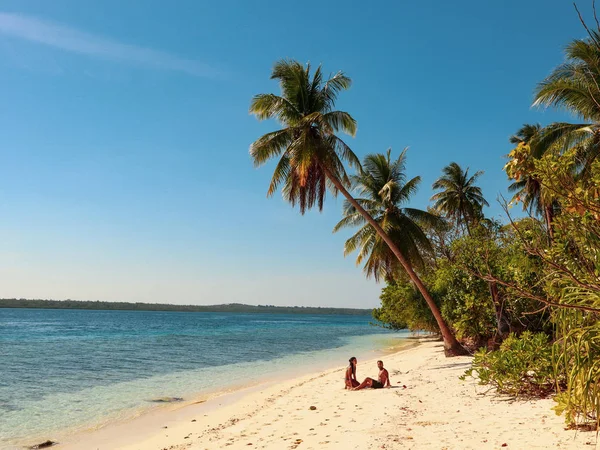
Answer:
[16,334,418,450]
[56,339,592,450]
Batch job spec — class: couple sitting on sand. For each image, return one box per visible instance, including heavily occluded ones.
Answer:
[345,357,390,390]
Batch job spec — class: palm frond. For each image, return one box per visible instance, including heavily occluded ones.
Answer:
[321,111,357,136]
[249,129,293,167]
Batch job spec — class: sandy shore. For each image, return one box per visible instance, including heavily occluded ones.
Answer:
[57,339,593,450]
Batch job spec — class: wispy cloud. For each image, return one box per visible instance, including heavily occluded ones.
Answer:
[0,12,219,78]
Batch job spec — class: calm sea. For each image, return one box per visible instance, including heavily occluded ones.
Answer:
[0,308,408,448]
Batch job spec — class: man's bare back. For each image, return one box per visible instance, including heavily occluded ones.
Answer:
[378,367,389,386]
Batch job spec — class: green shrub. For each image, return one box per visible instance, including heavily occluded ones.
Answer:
[372,278,439,333]
[553,312,600,429]
[436,262,496,340]
[461,332,556,397]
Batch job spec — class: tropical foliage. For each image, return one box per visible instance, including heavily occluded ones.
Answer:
[333,149,441,281]
[251,8,600,429]
[373,279,438,333]
[251,59,466,356]
[461,332,557,397]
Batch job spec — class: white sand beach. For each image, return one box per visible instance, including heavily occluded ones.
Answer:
[54,339,593,450]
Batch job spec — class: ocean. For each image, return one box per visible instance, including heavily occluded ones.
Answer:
[0,308,409,448]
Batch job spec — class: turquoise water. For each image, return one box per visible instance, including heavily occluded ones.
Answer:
[0,308,408,448]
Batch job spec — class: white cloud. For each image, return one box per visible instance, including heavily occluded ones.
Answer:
[0,12,219,77]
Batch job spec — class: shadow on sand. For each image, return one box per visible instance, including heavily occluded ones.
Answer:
[431,362,472,370]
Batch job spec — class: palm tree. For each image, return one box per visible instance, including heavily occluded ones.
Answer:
[333,148,442,282]
[431,163,488,236]
[533,29,600,176]
[250,59,466,356]
[507,124,544,215]
[506,124,556,240]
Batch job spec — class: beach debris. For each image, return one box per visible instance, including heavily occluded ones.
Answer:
[149,397,184,403]
[501,444,508,447]
[29,441,57,449]
[191,419,196,422]
[309,405,317,410]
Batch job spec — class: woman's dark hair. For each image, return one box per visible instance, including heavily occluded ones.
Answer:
[349,357,357,377]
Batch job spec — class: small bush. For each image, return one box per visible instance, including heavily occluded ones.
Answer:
[553,317,600,429]
[461,331,556,397]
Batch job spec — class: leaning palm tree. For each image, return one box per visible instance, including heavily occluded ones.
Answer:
[250,59,466,356]
[333,148,443,282]
[431,162,489,236]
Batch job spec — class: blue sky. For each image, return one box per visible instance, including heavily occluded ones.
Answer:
[0,0,586,307]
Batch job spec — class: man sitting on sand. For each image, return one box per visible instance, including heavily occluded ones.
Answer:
[352,360,390,390]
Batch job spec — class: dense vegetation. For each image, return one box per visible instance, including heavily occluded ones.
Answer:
[0,299,372,315]
[250,4,600,431]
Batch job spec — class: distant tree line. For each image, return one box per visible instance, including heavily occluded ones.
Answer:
[0,298,372,316]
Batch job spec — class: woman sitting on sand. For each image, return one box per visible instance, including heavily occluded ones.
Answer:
[345,357,360,389]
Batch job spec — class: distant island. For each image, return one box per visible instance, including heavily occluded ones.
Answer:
[0,298,373,316]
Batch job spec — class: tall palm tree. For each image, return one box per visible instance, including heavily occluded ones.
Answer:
[250,60,466,356]
[431,163,488,236]
[333,148,442,282]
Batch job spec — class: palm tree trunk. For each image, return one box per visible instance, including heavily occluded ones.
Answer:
[323,167,468,356]
[544,204,554,242]
[488,281,507,337]
[461,206,471,237]
[464,216,507,339]
[465,217,505,337]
